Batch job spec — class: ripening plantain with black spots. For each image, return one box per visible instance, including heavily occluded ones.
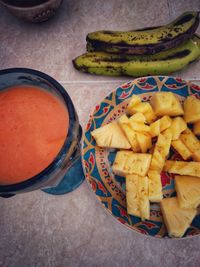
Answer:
[86,11,199,55]
[73,35,200,77]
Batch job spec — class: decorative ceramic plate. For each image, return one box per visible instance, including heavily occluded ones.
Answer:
[82,76,200,238]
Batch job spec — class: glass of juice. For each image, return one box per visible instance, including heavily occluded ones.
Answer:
[0,68,84,197]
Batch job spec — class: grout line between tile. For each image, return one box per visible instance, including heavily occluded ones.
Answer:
[58,80,128,84]
[59,79,200,85]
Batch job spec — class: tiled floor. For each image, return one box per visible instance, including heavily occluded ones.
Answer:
[0,0,200,266]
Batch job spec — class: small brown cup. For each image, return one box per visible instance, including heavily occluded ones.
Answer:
[0,0,63,23]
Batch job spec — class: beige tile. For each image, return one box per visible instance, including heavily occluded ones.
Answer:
[168,0,200,24]
[63,82,121,125]
[0,1,200,267]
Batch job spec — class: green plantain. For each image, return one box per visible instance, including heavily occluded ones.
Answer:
[73,35,200,77]
[86,11,199,55]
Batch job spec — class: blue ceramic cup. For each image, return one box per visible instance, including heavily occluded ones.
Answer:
[0,68,84,197]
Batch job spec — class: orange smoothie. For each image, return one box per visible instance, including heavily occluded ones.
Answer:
[0,85,69,185]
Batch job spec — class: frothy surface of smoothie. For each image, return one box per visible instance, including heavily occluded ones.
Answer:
[0,85,69,185]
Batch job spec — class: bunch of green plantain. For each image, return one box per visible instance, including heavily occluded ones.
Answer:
[73,11,200,77]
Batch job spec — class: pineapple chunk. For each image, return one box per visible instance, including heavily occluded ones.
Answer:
[136,132,152,153]
[161,197,197,238]
[150,92,173,116]
[126,174,140,217]
[129,113,151,133]
[91,121,131,149]
[127,95,141,114]
[129,112,146,124]
[184,95,200,123]
[150,120,160,137]
[193,150,200,162]
[180,128,200,153]
[175,175,200,209]
[150,129,172,172]
[112,150,133,177]
[124,153,152,176]
[129,121,150,133]
[150,149,165,172]
[127,95,156,123]
[150,92,184,117]
[150,115,172,137]
[160,116,172,130]
[143,106,157,124]
[132,102,150,114]
[164,160,200,177]
[158,129,172,156]
[193,121,200,136]
[180,128,200,161]
[119,113,152,152]
[148,170,163,202]
[171,139,192,160]
[138,176,150,220]
[112,151,151,177]
[170,96,184,116]
[170,117,187,140]
[118,115,140,152]
[126,174,150,220]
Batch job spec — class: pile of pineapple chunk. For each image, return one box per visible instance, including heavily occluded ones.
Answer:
[91,92,200,237]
